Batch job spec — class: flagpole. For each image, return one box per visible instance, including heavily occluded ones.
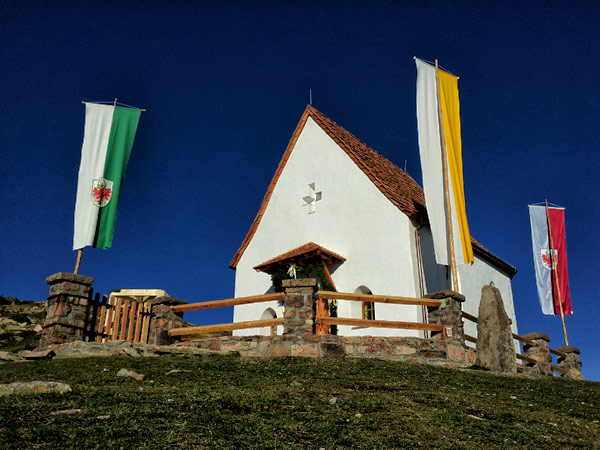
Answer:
[545,199,569,346]
[74,249,83,274]
[435,60,459,292]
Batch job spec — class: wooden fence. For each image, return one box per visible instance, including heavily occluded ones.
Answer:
[83,291,155,344]
[169,290,444,336]
[461,311,567,375]
[314,290,443,333]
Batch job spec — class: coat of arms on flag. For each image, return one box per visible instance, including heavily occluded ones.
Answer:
[541,249,557,270]
[91,178,113,208]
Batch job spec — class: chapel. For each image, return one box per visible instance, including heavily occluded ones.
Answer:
[229,105,518,340]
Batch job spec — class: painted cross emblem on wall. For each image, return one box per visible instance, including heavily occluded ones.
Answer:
[302,183,322,214]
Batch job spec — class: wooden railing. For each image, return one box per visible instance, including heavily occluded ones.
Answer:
[172,292,284,313]
[170,318,284,336]
[169,290,444,336]
[315,317,443,332]
[315,291,443,333]
[316,291,442,307]
[169,293,285,336]
[461,311,567,374]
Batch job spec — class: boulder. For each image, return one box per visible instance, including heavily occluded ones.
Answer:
[0,381,72,396]
[476,284,517,373]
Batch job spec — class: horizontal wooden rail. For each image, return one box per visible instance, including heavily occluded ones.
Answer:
[461,311,478,323]
[516,353,538,365]
[316,291,442,307]
[464,334,477,344]
[552,364,567,375]
[549,348,567,359]
[512,333,535,346]
[315,316,443,332]
[172,292,284,313]
[169,318,284,336]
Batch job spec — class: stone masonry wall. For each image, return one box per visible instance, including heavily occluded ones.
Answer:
[40,272,94,347]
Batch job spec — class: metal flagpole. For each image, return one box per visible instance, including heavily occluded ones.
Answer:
[435,59,459,292]
[545,199,569,346]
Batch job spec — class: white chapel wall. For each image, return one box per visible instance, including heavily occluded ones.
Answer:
[233,117,422,336]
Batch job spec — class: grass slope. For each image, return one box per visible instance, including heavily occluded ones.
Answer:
[1,355,598,449]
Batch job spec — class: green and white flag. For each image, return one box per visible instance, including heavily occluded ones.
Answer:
[73,102,141,250]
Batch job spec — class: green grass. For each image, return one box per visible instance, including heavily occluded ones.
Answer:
[1,355,598,449]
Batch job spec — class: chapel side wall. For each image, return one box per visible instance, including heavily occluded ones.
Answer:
[233,117,421,336]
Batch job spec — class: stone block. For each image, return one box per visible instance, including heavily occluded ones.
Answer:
[284,309,296,319]
[271,343,290,357]
[555,345,580,355]
[285,295,304,308]
[386,337,408,345]
[282,278,317,288]
[220,341,257,352]
[152,304,171,315]
[344,344,356,355]
[466,349,477,365]
[521,332,551,342]
[298,309,314,319]
[340,336,362,344]
[321,343,344,357]
[425,290,465,302]
[395,345,417,356]
[476,284,516,373]
[357,345,379,355]
[301,335,320,342]
[291,343,319,358]
[46,272,94,286]
[54,302,71,317]
[297,325,314,334]
[419,350,446,359]
[153,318,169,328]
[259,340,272,352]
[71,311,86,322]
[448,344,465,362]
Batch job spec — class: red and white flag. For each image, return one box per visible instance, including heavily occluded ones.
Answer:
[528,204,573,315]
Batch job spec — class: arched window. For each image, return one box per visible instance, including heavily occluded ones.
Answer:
[354,286,375,321]
[261,308,278,336]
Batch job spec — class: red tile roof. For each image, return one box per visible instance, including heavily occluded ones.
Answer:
[253,242,346,274]
[229,105,516,278]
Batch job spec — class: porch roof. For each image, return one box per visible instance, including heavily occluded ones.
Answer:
[253,242,346,274]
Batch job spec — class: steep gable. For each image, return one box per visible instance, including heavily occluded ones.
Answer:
[230,105,515,278]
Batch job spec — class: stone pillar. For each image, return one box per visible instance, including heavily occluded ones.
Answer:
[40,272,94,348]
[522,332,553,376]
[147,297,187,346]
[426,290,466,346]
[556,345,584,380]
[282,278,317,337]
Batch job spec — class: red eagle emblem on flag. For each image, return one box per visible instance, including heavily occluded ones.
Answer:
[541,249,558,270]
[91,178,113,208]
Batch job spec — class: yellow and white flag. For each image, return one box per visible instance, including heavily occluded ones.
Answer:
[415,58,473,265]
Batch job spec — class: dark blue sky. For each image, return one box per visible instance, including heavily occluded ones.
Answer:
[2,2,599,380]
